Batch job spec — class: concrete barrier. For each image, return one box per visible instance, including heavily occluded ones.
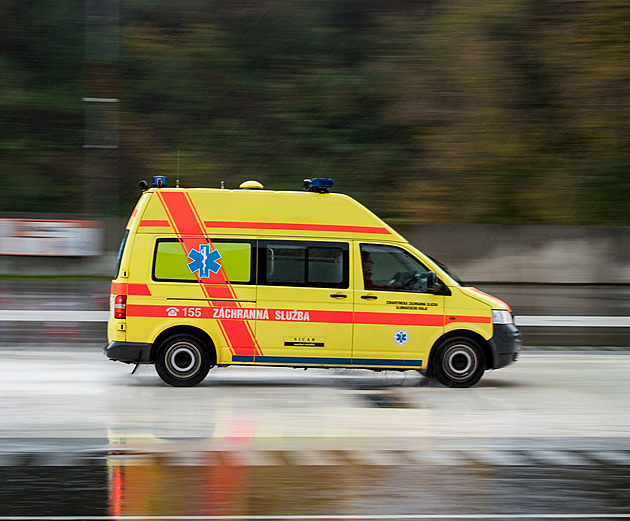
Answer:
[394,223,630,284]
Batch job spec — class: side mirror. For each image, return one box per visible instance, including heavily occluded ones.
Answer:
[426,271,438,291]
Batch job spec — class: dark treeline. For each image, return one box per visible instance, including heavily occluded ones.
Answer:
[2,0,630,223]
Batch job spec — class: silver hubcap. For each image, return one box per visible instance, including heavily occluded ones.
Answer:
[443,344,478,381]
[165,342,201,378]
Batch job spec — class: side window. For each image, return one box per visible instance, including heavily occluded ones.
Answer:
[114,229,129,279]
[260,241,348,288]
[361,244,432,292]
[153,238,254,283]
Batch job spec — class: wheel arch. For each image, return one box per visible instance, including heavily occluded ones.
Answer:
[428,329,493,371]
[150,325,216,364]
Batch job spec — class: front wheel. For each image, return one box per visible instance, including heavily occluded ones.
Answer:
[155,334,213,387]
[430,337,485,388]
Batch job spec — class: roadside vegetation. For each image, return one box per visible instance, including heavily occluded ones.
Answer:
[2,0,630,224]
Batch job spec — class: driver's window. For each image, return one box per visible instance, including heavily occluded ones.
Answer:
[360,244,431,292]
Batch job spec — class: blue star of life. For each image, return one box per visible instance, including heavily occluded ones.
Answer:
[187,244,222,278]
[394,329,409,346]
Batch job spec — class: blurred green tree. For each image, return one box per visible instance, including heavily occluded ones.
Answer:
[1,0,630,224]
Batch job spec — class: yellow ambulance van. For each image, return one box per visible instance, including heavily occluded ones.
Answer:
[104,177,521,387]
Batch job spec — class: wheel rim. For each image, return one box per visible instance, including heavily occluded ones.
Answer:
[165,341,202,379]
[443,343,478,381]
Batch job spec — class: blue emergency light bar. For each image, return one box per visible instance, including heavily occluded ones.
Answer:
[152,176,167,188]
[313,178,333,188]
[303,178,333,193]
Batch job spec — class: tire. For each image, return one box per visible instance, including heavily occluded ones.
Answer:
[155,334,213,387]
[430,337,485,388]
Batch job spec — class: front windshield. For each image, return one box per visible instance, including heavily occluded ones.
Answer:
[426,254,464,286]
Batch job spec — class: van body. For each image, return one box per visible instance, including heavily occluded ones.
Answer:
[104,180,521,387]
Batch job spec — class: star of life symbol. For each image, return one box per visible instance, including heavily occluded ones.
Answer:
[187,244,222,278]
[394,329,409,346]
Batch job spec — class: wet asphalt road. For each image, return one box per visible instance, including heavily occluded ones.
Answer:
[0,280,629,519]
[0,350,628,519]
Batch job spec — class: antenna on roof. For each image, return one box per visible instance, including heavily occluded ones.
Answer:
[176,150,180,188]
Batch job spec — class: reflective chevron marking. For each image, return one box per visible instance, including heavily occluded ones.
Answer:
[3,448,629,467]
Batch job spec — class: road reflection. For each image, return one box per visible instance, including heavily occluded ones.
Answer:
[1,449,628,517]
[96,367,629,519]
[104,451,489,518]
[108,460,251,517]
[102,450,630,518]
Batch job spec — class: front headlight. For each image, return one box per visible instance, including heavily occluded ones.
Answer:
[492,309,513,325]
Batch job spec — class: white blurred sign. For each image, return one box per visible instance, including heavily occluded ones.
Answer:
[0,219,102,256]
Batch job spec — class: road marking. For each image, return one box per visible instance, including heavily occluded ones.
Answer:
[345,449,407,466]
[0,513,629,519]
[463,450,532,466]
[228,450,284,466]
[406,450,469,466]
[524,450,593,466]
[0,310,109,322]
[282,449,343,466]
[516,316,630,327]
[1,449,628,467]
[588,450,630,466]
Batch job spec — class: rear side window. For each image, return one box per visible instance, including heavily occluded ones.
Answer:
[153,238,254,283]
[114,229,129,279]
[259,240,348,288]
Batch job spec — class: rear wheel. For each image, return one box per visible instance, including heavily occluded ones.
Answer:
[155,334,213,387]
[430,337,485,388]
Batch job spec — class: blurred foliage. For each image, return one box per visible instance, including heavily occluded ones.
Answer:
[1,0,630,223]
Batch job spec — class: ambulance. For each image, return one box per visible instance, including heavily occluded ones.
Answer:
[104,177,521,387]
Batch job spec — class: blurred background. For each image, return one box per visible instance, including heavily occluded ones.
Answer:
[1,0,630,281]
[1,0,629,339]
[2,0,630,223]
[1,3,630,518]
[0,0,628,314]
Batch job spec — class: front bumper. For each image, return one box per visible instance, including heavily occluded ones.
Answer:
[103,341,152,363]
[488,323,522,369]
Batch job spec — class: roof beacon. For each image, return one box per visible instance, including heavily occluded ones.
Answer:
[239,180,264,190]
[303,178,333,193]
[153,176,167,188]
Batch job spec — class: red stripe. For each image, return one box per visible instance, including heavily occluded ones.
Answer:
[111,282,126,295]
[139,220,170,227]
[445,315,491,325]
[157,191,231,355]
[204,221,391,235]
[110,282,151,296]
[158,192,260,356]
[128,284,151,296]
[160,192,202,234]
[159,192,225,287]
[127,305,464,328]
[355,312,444,327]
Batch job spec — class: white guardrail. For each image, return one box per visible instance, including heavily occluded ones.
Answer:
[0,311,628,327]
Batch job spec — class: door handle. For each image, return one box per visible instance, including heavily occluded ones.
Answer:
[361,294,378,300]
[330,293,348,299]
